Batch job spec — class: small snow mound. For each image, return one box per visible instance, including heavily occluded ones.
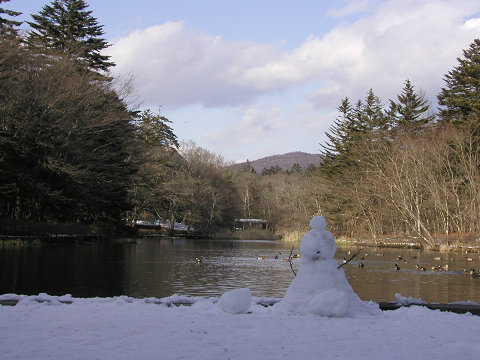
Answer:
[309,216,327,230]
[449,300,480,306]
[395,293,427,305]
[218,288,252,314]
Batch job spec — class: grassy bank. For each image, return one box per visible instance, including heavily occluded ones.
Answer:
[278,229,480,253]
[213,229,281,240]
[0,219,122,239]
[278,229,304,243]
[336,233,480,252]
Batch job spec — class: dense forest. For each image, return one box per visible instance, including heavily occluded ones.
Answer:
[1,1,480,248]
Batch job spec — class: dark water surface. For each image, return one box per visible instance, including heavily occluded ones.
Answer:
[1,238,480,303]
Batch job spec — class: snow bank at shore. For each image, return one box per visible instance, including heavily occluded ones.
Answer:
[1,293,479,360]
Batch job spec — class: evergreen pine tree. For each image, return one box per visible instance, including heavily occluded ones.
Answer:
[320,97,360,175]
[136,109,179,148]
[27,0,114,71]
[0,0,22,37]
[320,89,390,176]
[437,39,480,127]
[291,163,302,173]
[390,79,435,132]
[241,160,256,173]
[362,88,388,132]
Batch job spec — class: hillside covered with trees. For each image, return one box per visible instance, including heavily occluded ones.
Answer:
[237,152,321,174]
[1,1,480,248]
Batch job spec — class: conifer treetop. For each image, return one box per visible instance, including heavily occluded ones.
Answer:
[27,0,114,71]
[0,0,22,36]
[437,38,480,126]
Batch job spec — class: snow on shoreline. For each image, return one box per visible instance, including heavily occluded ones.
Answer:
[1,292,480,360]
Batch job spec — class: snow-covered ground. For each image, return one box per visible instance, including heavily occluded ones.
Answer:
[2,217,479,359]
[1,293,479,360]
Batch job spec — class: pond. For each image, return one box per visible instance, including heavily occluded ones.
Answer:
[1,238,480,303]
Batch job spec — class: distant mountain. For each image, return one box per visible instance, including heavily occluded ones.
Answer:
[238,151,322,173]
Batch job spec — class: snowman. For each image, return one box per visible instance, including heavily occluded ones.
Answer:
[277,216,379,317]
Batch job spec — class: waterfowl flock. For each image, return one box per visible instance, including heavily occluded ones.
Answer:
[196,249,479,278]
[415,264,426,271]
[336,249,479,278]
[463,268,479,277]
[255,252,301,261]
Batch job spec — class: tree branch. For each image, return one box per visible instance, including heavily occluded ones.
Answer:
[337,248,363,269]
[288,246,297,276]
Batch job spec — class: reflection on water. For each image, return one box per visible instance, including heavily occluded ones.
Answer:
[342,246,480,303]
[1,238,480,303]
[120,239,298,299]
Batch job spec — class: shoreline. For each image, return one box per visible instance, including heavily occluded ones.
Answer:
[1,294,479,316]
[279,230,480,253]
[2,231,480,253]
[335,236,480,253]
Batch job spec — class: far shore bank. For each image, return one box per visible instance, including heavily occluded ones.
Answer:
[279,230,480,253]
[2,224,480,253]
[337,234,480,253]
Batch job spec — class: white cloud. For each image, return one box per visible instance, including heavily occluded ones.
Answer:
[464,17,480,30]
[238,29,366,91]
[202,102,334,162]
[238,0,480,107]
[107,1,480,111]
[106,21,280,108]
[106,0,480,160]
[203,107,282,149]
[326,0,377,18]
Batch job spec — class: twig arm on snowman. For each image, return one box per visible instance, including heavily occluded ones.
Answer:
[337,248,363,269]
[288,246,297,276]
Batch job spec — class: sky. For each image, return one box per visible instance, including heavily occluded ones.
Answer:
[8,0,480,162]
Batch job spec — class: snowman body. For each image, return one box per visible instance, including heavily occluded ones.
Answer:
[279,216,379,317]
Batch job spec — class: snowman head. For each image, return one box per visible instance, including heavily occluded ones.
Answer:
[310,216,327,230]
[300,216,337,261]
